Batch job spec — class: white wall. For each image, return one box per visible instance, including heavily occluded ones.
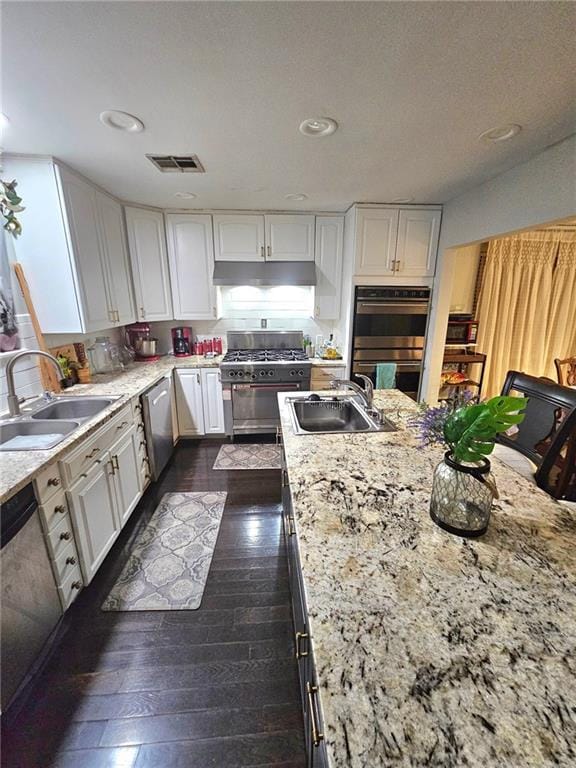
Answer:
[449,244,481,314]
[422,134,576,403]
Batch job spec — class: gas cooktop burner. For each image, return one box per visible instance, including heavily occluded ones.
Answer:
[222,348,309,364]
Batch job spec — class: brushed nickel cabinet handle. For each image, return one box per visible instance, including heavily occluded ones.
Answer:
[55,504,66,514]
[85,447,100,459]
[48,477,60,487]
[66,556,77,566]
[288,516,296,536]
[116,420,129,430]
[306,682,324,747]
[60,531,72,541]
[295,631,309,660]
[71,581,82,590]
[140,306,146,319]
[260,245,265,258]
[112,455,120,472]
[266,245,271,259]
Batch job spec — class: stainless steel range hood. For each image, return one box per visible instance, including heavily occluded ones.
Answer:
[213,261,317,286]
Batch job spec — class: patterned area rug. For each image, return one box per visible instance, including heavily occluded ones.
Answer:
[213,443,281,470]
[101,491,227,611]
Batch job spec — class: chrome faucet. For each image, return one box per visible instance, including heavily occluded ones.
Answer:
[330,375,374,410]
[5,350,63,417]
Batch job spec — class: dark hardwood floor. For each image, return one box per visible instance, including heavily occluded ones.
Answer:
[1,439,306,768]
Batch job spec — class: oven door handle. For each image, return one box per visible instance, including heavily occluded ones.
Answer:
[232,383,301,391]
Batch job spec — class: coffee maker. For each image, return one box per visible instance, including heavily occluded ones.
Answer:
[172,327,193,357]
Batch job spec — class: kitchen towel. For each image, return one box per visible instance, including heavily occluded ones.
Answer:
[375,363,397,389]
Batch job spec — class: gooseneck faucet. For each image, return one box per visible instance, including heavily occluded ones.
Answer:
[330,374,374,410]
[5,350,63,417]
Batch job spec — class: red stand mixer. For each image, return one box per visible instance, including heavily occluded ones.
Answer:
[125,323,160,362]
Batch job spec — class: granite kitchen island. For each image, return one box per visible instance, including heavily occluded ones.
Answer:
[279,389,576,768]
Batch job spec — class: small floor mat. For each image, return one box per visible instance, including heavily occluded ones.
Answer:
[213,443,281,470]
[101,491,226,611]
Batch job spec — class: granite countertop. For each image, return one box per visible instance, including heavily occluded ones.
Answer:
[0,355,222,504]
[279,389,576,768]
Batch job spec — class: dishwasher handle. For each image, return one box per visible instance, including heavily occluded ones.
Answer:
[1,484,38,549]
[152,388,169,407]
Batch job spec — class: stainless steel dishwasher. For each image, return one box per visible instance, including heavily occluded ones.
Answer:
[1,484,62,711]
[141,376,175,481]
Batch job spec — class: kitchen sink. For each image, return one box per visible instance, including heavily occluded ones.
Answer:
[0,420,80,451]
[289,396,397,435]
[31,397,118,421]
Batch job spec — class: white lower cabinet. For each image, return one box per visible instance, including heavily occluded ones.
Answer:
[175,369,205,436]
[67,452,120,584]
[109,425,143,527]
[201,368,225,434]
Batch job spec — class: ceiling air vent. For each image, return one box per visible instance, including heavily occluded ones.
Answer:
[146,154,205,173]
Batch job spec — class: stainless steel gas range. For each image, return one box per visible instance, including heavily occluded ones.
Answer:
[221,331,311,435]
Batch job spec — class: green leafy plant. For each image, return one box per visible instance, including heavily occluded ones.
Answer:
[444,395,528,463]
[1,179,25,238]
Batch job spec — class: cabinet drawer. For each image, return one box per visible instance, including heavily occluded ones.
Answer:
[39,489,68,532]
[60,405,132,483]
[58,563,83,610]
[51,541,80,584]
[35,462,64,505]
[46,513,76,561]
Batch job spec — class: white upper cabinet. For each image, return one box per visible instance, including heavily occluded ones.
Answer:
[58,168,112,331]
[4,156,135,333]
[174,369,205,436]
[213,215,265,261]
[314,216,344,320]
[166,214,216,320]
[200,368,225,434]
[125,207,173,321]
[395,209,441,277]
[96,193,136,326]
[265,215,315,261]
[355,208,399,277]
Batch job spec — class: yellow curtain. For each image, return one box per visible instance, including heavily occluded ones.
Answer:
[475,231,562,397]
[547,235,576,376]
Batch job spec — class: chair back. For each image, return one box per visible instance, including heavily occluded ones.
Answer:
[555,357,576,387]
[498,370,576,499]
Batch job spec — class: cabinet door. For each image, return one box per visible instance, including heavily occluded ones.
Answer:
[110,425,142,528]
[265,215,315,261]
[213,215,265,261]
[395,209,441,277]
[125,207,173,321]
[166,214,216,319]
[355,209,399,276]
[314,216,343,319]
[175,370,205,436]
[66,454,120,583]
[59,169,111,331]
[97,193,136,325]
[200,368,225,434]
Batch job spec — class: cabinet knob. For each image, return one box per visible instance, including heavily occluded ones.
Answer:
[55,504,66,514]
[66,556,77,566]
[48,477,61,487]
[60,531,72,541]
[71,581,82,590]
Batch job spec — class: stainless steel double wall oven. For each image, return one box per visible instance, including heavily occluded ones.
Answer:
[351,286,431,400]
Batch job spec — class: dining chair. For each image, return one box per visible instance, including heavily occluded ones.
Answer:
[555,357,576,387]
[494,370,576,500]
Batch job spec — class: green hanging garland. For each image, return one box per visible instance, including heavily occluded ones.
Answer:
[1,179,25,238]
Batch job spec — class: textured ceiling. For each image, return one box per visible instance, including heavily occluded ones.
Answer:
[2,1,575,211]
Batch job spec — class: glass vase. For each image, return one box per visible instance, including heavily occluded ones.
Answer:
[430,451,495,537]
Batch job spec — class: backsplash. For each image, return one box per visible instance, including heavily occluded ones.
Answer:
[0,314,43,415]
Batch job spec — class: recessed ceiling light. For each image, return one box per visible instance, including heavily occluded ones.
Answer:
[99,110,144,133]
[479,124,521,143]
[173,192,197,199]
[285,193,308,201]
[391,197,414,204]
[299,117,338,137]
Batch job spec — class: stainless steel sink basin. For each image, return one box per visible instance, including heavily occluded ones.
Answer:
[31,397,117,421]
[289,396,397,435]
[0,420,80,451]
